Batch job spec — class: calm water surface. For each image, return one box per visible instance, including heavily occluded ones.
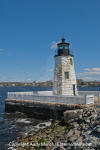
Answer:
[0,86,100,149]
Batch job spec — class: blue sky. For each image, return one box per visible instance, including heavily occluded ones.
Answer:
[0,0,100,82]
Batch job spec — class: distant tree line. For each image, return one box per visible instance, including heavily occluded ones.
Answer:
[77,79,100,86]
[0,79,100,87]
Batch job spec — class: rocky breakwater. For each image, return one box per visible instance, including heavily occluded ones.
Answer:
[8,106,100,150]
[63,107,100,150]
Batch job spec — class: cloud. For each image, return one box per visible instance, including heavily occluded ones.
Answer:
[84,67,100,72]
[0,48,12,56]
[0,48,4,53]
[77,67,100,81]
[48,69,53,72]
[0,48,5,55]
[50,41,57,50]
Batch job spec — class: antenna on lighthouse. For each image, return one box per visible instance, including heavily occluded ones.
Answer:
[62,32,65,38]
[62,32,66,41]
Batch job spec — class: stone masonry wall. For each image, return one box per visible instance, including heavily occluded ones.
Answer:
[53,56,78,96]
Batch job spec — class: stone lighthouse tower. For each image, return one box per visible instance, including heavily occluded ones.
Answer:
[53,38,78,96]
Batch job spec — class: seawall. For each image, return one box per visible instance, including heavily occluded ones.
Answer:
[5,90,96,119]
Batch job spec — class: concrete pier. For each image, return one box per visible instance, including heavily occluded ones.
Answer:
[6,91,95,108]
[5,90,98,119]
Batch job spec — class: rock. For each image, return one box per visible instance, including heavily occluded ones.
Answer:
[53,147,66,150]
[79,123,86,130]
[76,136,83,145]
[94,125,100,133]
[73,129,80,136]
[64,109,83,123]
[67,129,74,137]
[68,135,77,142]
[39,123,46,127]
[71,121,79,128]
[77,118,84,124]
[85,119,90,124]
[92,114,97,118]
[79,114,82,119]
[92,121,100,128]
[82,149,95,150]
[97,116,100,120]
[86,130,92,135]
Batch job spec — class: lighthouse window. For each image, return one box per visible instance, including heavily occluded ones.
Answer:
[70,58,73,65]
[65,45,69,49]
[59,46,63,49]
[65,72,69,79]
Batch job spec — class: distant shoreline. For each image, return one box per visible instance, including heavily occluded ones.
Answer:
[0,79,100,87]
[0,85,100,87]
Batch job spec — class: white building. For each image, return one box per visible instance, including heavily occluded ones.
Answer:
[53,38,78,96]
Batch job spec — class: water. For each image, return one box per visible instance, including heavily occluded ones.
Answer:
[0,86,100,149]
[0,86,52,150]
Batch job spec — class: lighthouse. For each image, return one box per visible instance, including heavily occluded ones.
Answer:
[53,38,78,96]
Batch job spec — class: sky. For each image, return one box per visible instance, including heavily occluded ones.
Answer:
[0,0,100,82]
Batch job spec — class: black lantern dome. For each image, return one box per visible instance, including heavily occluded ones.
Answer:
[55,38,73,57]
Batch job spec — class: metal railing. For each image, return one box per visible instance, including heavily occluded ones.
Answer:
[7,91,94,105]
